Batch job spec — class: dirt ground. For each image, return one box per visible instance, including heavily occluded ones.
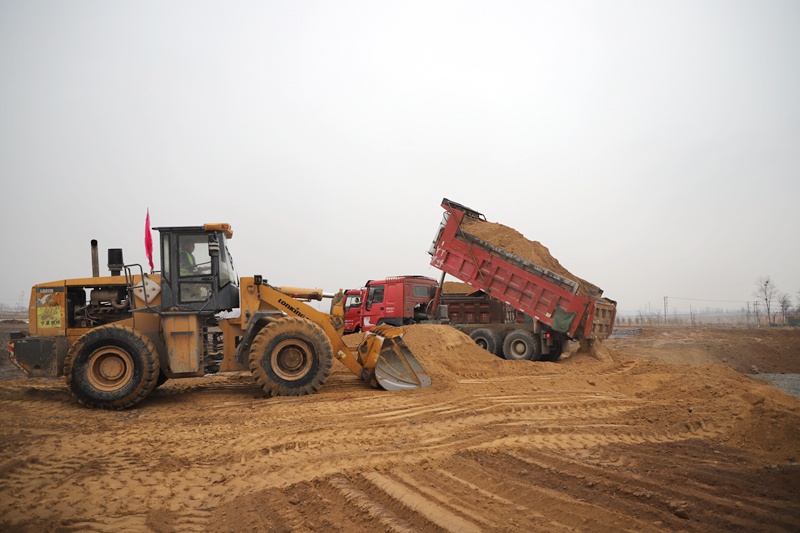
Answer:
[1,321,799,532]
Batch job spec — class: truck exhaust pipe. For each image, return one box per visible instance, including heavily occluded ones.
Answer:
[91,240,100,277]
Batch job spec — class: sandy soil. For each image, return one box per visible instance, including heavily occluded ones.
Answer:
[1,321,799,532]
[441,281,475,294]
[460,217,602,296]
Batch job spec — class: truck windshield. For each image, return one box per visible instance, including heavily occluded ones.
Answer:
[345,294,362,311]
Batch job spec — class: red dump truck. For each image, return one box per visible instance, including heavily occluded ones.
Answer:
[342,276,544,356]
[343,274,584,361]
[427,198,616,360]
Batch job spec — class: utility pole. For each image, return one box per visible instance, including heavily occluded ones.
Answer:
[663,296,668,325]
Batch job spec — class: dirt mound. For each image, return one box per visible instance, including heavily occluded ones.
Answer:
[402,324,507,384]
[573,338,614,362]
[461,216,601,296]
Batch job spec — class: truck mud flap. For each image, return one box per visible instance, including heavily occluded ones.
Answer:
[551,308,576,334]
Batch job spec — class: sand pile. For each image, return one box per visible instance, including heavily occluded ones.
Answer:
[400,324,550,383]
[575,337,614,362]
[345,325,511,385]
[461,217,601,296]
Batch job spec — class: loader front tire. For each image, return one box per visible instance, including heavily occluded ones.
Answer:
[249,317,333,397]
[64,325,160,410]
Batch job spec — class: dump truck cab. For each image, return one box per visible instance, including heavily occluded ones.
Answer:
[342,276,439,332]
[154,223,240,314]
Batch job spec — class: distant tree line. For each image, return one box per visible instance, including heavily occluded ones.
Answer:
[615,276,799,327]
[751,275,800,325]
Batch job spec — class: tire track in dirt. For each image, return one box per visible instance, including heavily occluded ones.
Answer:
[327,475,419,533]
[507,444,800,531]
[362,471,485,532]
[574,443,800,526]
[0,372,731,529]
[54,514,151,532]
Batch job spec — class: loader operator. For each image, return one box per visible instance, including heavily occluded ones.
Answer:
[179,240,196,276]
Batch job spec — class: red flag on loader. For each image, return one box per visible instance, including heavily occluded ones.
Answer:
[145,209,154,271]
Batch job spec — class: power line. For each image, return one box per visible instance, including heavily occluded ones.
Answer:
[666,296,755,304]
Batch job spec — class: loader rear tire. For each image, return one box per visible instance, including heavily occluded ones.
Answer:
[249,317,333,397]
[64,325,160,410]
[502,330,540,361]
[469,328,502,356]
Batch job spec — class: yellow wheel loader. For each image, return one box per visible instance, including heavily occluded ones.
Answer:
[10,224,430,410]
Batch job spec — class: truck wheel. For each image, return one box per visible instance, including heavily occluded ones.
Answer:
[502,330,540,361]
[64,325,160,410]
[469,328,502,356]
[249,317,334,397]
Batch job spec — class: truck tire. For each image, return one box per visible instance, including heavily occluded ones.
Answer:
[469,328,502,356]
[64,325,160,410]
[249,317,334,397]
[502,330,540,361]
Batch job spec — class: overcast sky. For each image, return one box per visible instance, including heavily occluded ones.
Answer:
[1,0,798,316]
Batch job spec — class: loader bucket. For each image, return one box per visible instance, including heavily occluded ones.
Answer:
[361,326,431,391]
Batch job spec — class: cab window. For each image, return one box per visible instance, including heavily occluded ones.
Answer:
[413,285,432,298]
[345,294,362,311]
[178,235,211,277]
[366,285,384,308]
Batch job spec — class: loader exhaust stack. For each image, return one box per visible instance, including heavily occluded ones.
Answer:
[91,240,100,277]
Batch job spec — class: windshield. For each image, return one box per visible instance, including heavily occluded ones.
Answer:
[345,294,362,311]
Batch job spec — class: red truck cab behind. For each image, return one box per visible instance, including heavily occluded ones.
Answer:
[343,276,438,333]
[343,288,366,333]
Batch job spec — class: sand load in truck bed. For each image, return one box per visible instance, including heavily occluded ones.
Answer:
[460,217,603,298]
[441,281,475,294]
[431,198,616,340]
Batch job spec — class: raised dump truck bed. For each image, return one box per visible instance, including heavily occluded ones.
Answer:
[428,198,616,342]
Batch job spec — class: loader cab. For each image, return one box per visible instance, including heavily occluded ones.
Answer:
[155,224,240,314]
